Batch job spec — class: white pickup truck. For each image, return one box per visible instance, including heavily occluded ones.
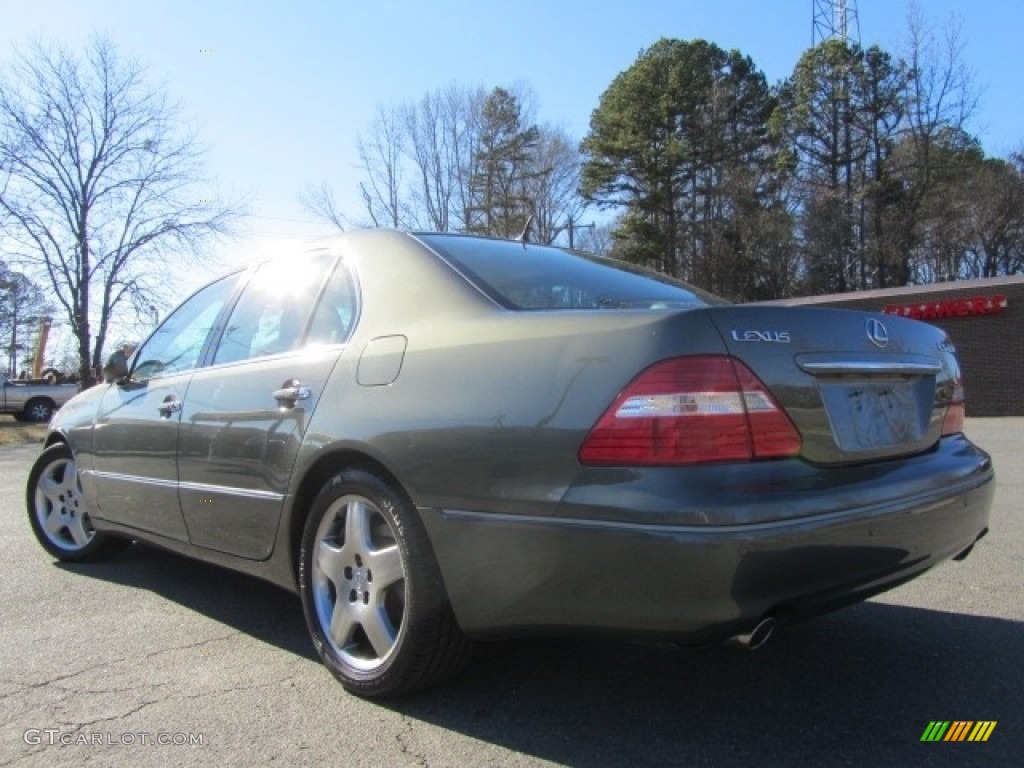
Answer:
[0,373,79,422]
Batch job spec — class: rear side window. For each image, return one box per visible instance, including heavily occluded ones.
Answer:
[414,233,725,310]
[213,252,336,365]
[306,262,359,346]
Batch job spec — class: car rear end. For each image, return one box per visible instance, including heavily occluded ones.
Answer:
[548,305,994,641]
[409,234,995,644]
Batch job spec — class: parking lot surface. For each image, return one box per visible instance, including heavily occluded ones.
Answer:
[1,419,1020,767]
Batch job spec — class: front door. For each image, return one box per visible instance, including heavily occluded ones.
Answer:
[90,274,239,540]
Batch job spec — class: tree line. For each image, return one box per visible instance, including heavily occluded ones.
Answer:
[305,84,587,248]
[339,20,1022,302]
[0,263,52,378]
[2,18,1021,381]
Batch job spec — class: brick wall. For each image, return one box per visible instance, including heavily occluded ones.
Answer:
[757,275,1024,417]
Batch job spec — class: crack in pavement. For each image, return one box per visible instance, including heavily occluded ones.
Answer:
[394,711,430,768]
[0,630,244,699]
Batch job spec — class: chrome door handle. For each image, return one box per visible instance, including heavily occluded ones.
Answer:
[157,396,182,417]
[273,379,312,407]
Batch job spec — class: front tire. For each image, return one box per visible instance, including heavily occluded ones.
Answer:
[26,443,129,561]
[299,469,472,698]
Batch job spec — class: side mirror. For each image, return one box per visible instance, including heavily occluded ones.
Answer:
[102,350,130,383]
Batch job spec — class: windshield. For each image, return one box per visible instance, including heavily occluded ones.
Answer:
[413,233,726,311]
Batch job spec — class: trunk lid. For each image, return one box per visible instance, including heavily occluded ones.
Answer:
[704,306,960,465]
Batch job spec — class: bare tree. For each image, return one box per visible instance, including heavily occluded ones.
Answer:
[525,126,585,245]
[902,3,979,181]
[899,3,981,281]
[354,103,408,228]
[573,220,615,256]
[404,84,486,232]
[298,180,347,232]
[0,37,239,384]
[306,82,589,242]
[303,85,485,233]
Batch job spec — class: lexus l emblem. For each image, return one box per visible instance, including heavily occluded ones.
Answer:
[866,318,889,348]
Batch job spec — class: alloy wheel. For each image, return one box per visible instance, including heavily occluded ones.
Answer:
[311,493,407,671]
[33,454,94,551]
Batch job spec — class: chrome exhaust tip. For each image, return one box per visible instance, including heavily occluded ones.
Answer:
[732,616,778,651]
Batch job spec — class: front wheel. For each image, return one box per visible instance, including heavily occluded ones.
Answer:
[26,443,129,561]
[299,469,472,698]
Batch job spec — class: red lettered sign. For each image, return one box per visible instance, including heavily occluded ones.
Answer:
[882,295,1008,320]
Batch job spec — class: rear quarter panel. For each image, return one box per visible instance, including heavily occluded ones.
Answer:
[302,308,729,517]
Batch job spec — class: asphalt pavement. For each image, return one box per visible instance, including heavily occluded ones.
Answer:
[0,419,1020,767]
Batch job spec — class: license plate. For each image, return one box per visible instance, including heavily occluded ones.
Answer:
[821,381,926,451]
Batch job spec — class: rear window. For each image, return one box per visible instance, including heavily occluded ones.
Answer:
[413,233,725,310]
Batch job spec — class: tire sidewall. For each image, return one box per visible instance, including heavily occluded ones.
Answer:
[26,443,110,561]
[24,398,54,423]
[299,468,434,697]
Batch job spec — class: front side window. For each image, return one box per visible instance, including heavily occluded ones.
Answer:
[213,252,336,365]
[132,275,238,381]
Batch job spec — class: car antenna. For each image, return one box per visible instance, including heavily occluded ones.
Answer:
[515,215,534,246]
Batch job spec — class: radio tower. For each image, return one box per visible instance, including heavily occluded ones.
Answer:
[812,0,861,46]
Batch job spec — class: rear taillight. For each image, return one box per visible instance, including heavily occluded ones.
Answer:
[941,378,965,435]
[579,356,802,466]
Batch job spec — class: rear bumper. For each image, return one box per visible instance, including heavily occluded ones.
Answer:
[420,439,994,642]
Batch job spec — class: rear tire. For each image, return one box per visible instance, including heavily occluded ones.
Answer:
[26,443,129,561]
[299,468,472,698]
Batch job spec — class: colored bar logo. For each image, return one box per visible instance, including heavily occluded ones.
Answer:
[921,721,997,742]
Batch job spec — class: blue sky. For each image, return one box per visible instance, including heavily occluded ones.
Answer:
[3,0,1023,278]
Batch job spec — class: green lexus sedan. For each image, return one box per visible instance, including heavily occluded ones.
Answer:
[26,230,995,697]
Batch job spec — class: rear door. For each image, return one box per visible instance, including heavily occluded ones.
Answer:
[177,253,357,559]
